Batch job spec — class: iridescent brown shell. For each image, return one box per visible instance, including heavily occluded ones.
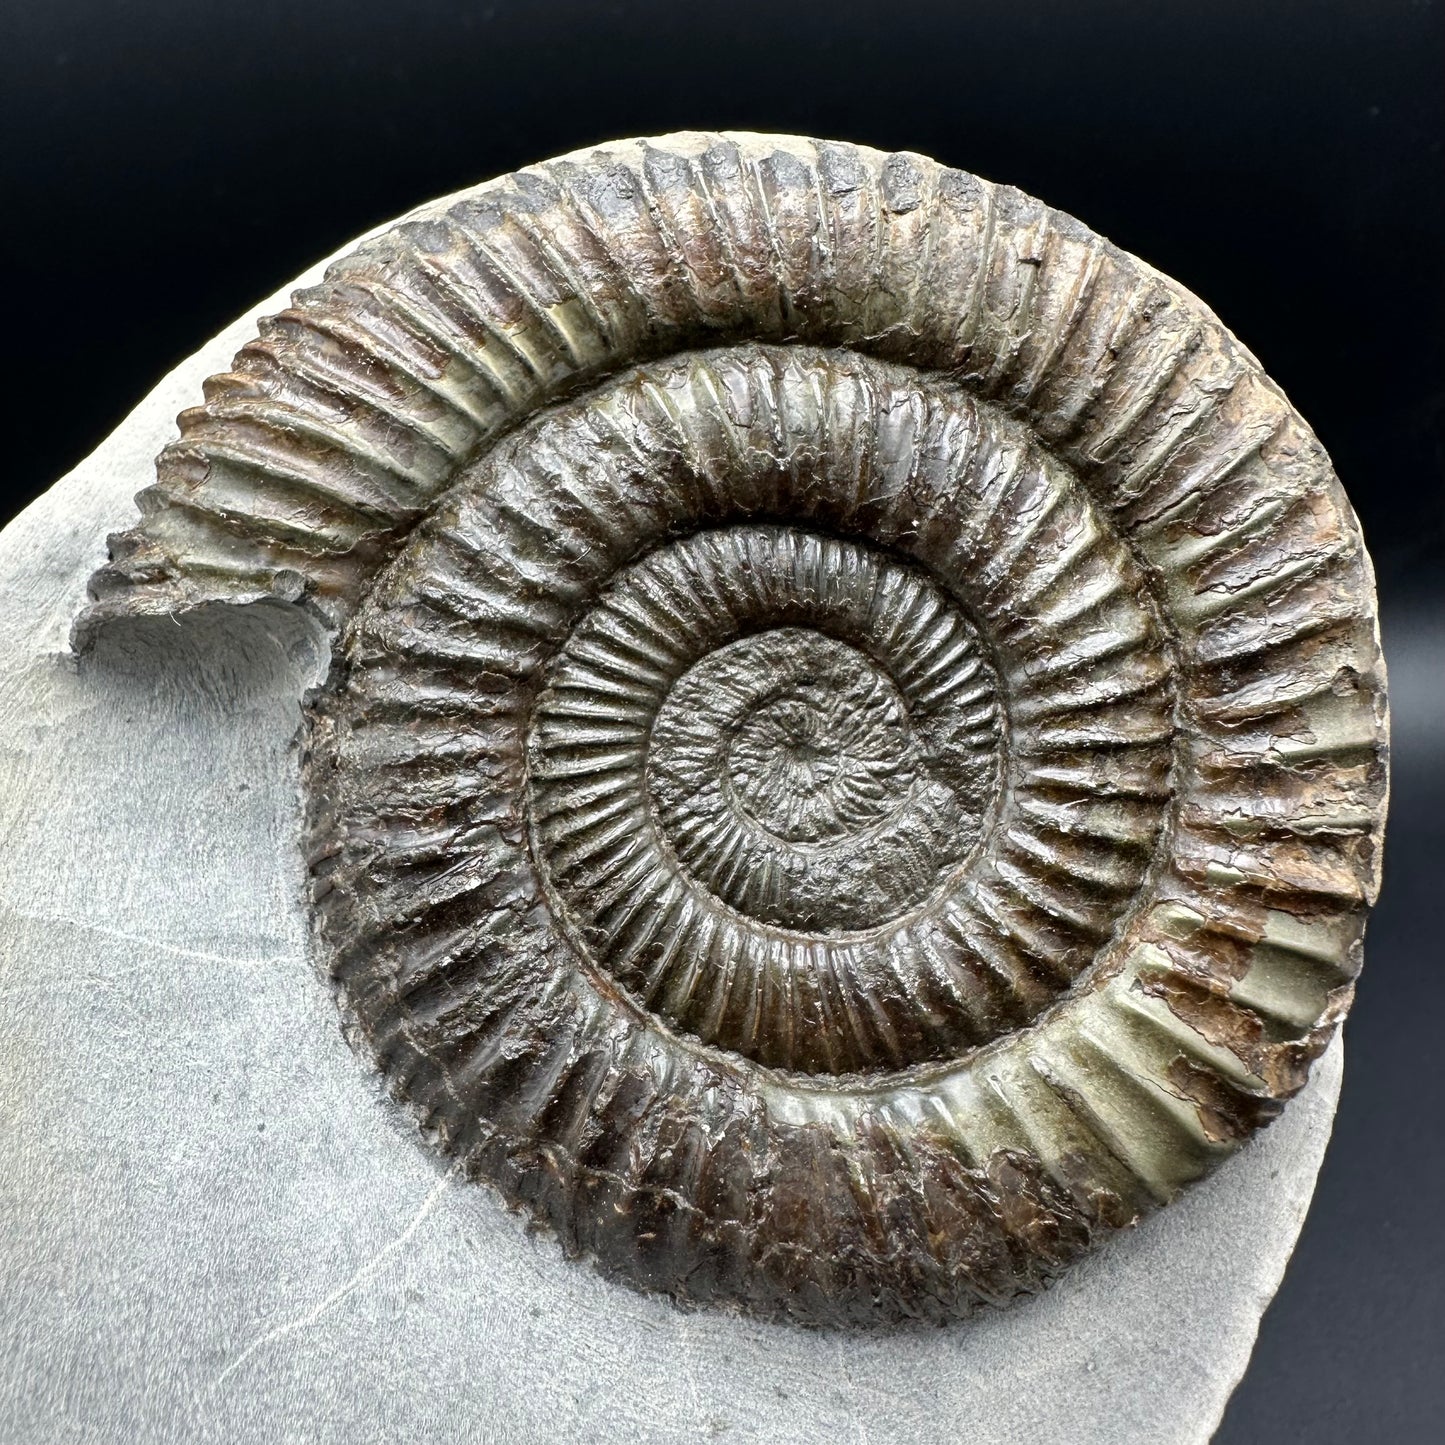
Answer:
[79,133,1388,1326]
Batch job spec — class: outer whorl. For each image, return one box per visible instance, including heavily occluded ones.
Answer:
[79,133,1388,1327]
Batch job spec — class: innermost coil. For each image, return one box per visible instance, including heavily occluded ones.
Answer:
[649,629,956,931]
[721,633,917,845]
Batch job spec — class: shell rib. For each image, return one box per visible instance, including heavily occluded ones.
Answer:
[79,133,1387,1326]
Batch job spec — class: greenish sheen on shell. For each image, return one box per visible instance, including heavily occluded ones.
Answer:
[79,133,1388,1327]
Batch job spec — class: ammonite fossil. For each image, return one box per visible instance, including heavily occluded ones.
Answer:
[78,133,1388,1327]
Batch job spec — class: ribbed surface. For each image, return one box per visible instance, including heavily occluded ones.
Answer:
[82,133,1386,1326]
[362,350,1174,1081]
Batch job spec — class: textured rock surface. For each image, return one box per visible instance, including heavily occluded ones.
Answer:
[0,188,1342,1443]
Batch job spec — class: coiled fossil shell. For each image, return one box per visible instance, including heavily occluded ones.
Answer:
[79,133,1387,1326]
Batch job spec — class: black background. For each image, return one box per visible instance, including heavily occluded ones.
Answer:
[2,2,1441,1439]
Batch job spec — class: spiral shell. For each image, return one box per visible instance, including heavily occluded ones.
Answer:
[81,133,1387,1326]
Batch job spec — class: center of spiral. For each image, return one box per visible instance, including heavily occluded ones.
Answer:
[722,636,917,845]
[648,629,939,930]
[648,626,959,930]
